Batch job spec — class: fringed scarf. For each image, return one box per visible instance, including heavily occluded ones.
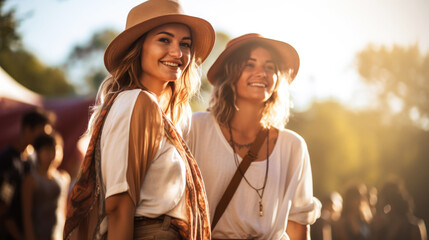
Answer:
[63,90,210,239]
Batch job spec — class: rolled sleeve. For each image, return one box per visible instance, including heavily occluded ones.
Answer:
[288,139,321,225]
[101,90,163,205]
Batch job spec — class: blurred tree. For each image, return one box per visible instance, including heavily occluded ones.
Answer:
[65,29,117,94]
[288,101,381,196]
[68,29,117,63]
[0,0,75,96]
[85,70,106,92]
[356,44,429,130]
[0,0,20,51]
[355,45,429,224]
[289,100,429,226]
[0,50,74,96]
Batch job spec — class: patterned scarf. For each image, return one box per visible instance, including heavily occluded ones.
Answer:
[161,112,211,239]
[63,90,211,239]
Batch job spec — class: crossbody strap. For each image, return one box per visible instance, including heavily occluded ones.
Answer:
[211,127,268,230]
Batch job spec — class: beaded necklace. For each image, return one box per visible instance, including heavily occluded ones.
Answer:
[228,125,269,216]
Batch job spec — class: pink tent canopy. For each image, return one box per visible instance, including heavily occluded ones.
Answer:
[0,67,94,178]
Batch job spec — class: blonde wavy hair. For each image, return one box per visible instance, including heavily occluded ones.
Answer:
[86,30,201,136]
[209,42,292,129]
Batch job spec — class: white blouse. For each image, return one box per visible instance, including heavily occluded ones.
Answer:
[100,89,187,221]
[187,112,321,240]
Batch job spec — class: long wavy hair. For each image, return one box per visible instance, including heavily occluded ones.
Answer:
[209,42,292,129]
[86,28,201,136]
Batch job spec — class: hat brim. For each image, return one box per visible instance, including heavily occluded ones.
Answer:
[207,36,300,85]
[104,14,215,73]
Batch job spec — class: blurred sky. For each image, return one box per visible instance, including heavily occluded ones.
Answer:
[4,0,429,109]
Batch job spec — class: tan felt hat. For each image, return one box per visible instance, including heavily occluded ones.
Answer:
[104,0,215,73]
[207,33,300,85]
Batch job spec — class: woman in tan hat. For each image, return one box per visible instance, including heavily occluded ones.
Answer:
[187,33,321,239]
[63,0,214,239]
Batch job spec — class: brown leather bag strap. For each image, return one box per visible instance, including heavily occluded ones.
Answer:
[211,127,268,230]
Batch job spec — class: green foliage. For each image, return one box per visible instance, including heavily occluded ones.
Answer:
[356,44,429,129]
[65,29,117,93]
[85,69,106,91]
[288,100,429,221]
[0,0,20,51]
[288,44,429,222]
[0,0,74,96]
[0,49,74,96]
[288,102,379,195]
[67,29,117,64]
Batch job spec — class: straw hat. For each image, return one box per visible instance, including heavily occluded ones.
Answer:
[207,33,300,85]
[104,0,215,73]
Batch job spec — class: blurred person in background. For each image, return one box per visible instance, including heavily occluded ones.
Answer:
[0,109,54,240]
[367,186,378,217]
[370,176,427,240]
[187,33,321,239]
[311,191,343,240]
[21,133,70,240]
[332,182,373,240]
[63,0,215,239]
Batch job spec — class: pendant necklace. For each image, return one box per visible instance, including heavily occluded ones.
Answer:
[229,125,269,216]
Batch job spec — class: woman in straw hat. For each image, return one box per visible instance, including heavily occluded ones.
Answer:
[63,0,214,239]
[186,33,321,239]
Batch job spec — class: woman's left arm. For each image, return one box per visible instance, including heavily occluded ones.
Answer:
[286,220,309,240]
[105,192,135,240]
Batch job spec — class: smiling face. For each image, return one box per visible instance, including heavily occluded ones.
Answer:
[235,47,278,105]
[140,23,192,94]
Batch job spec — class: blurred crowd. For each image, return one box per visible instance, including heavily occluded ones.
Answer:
[0,109,70,240]
[311,178,427,240]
